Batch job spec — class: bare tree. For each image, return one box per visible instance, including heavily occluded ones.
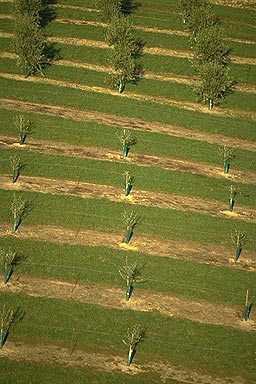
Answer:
[116,128,137,158]
[122,210,139,244]
[11,193,27,232]
[0,248,18,284]
[119,256,143,300]
[231,229,247,262]
[123,323,147,366]
[0,305,14,349]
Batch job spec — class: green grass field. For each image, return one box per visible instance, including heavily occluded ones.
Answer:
[0,0,255,382]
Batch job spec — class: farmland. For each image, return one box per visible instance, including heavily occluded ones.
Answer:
[0,0,255,383]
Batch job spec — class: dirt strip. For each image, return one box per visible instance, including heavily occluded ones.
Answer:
[0,223,255,270]
[0,30,255,65]
[1,51,255,94]
[1,134,256,186]
[1,175,256,224]
[1,275,255,331]
[1,98,256,154]
[0,341,247,384]
[1,71,255,121]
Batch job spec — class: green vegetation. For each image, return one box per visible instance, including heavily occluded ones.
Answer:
[0,0,255,382]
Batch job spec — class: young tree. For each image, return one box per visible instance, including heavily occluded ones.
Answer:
[0,305,14,349]
[11,193,27,232]
[13,13,46,78]
[9,155,22,183]
[194,61,234,110]
[228,185,237,212]
[218,145,235,174]
[123,171,134,196]
[122,210,139,244]
[123,323,147,366]
[119,256,143,301]
[96,0,122,22]
[231,229,247,262]
[244,289,252,321]
[106,14,139,93]
[0,248,18,284]
[116,128,137,157]
[15,114,32,144]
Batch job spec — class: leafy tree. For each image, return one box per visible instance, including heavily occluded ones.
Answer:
[186,4,217,41]
[13,13,46,77]
[178,0,208,24]
[116,128,137,157]
[194,61,234,110]
[106,14,139,92]
[14,0,44,20]
[96,0,122,22]
[192,25,230,69]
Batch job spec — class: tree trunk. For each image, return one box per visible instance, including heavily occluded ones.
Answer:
[223,160,229,174]
[125,228,132,244]
[122,144,129,158]
[0,330,4,349]
[235,246,242,262]
[229,198,234,212]
[209,99,213,110]
[125,183,132,196]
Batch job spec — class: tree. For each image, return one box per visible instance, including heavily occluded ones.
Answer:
[178,0,208,24]
[0,248,18,284]
[14,0,44,21]
[218,145,235,174]
[231,229,247,262]
[9,155,22,183]
[123,171,134,196]
[11,193,27,232]
[96,0,122,22]
[123,323,147,366]
[191,25,230,69]
[15,114,32,144]
[122,210,139,244]
[228,185,237,212]
[194,61,234,110]
[13,13,46,78]
[0,305,14,349]
[119,256,143,300]
[116,128,137,157]
[106,14,139,93]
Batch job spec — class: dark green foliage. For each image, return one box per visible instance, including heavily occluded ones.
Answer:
[96,0,122,22]
[13,0,44,20]
[194,61,234,109]
[106,14,139,90]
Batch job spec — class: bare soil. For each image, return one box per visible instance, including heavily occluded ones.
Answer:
[1,222,255,270]
[1,71,255,121]
[1,98,256,154]
[1,174,256,224]
[0,340,247,384]
[1,275,255,331]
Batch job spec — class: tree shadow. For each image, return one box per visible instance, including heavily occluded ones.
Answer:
[132,39,146,85]
[122,0,141,15]
[40,0,57,28]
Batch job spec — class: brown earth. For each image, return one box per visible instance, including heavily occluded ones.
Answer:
[1,98,256,154]
[1,222,255,270]
[1,275,255,331]
[1,71,255,121]
[0,340,248,384]
[1,133,256,185]
[1,174,256,223]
